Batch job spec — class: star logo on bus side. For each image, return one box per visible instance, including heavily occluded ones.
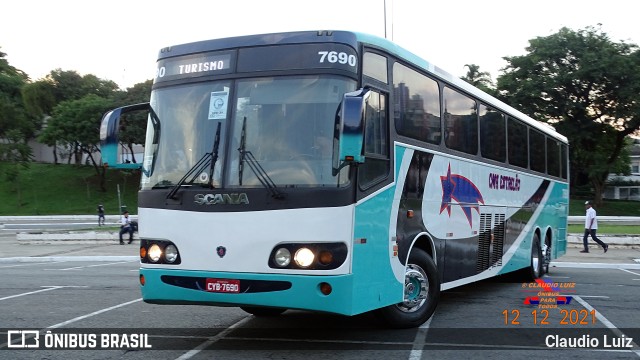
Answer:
[440,164,484,227]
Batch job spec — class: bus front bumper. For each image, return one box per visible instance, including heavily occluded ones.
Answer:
[139,268,356,315]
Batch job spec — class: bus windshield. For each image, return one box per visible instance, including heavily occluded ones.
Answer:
[141,75,356,190]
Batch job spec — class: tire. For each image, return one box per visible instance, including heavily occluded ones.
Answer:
[524,234,543,281]
[240,306,287,317]
[542,262,549,275]
[376,248,440,328]
[542,237,551,275]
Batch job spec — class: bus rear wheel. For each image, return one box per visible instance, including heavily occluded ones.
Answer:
[376,248,440,328]
[524,234,543,281]
[240,306,287,317]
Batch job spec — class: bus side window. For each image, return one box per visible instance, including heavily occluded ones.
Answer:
[359,91,389,188]
[479,105,506,162]
[443,87,478,155]
[507,117,528,168]
[392,63,441,145]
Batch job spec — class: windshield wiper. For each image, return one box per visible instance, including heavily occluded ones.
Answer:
[238,117,285,199]
[166,122,222,200]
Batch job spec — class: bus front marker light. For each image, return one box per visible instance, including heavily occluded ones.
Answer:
[139,274,145,286]
[318,250,333,265]
[294,248,315,268]
[140,246,147,260]
[165,244,179,263]
[320,282,332,295]
[148,244,162,263]
[274,248,291,267]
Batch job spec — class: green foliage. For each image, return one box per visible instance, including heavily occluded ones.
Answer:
[39,94,116,182]
[21,80,55,118]
[461,64,495,95]
[0,47,28,101]
[46,94,113,148]
[497,26,640,205]
[118,80,152,162]
[0,162,139,215]
[0,49,33,169]
[607,177,640,186]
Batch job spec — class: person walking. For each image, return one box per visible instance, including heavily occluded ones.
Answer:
[97,204,105,226]
[580,201,608,253]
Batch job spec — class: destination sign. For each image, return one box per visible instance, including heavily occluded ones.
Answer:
[153,42,359,84]
[237,43,358,74]
[155,52,234,83]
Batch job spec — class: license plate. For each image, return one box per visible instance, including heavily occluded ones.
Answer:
[205,279,240,293]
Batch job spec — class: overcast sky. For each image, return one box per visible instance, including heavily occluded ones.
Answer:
[2,0,639,89]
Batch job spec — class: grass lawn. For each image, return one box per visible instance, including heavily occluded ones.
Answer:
[0,162,140,216]
[1,162,639,219]
[567,224,640,234]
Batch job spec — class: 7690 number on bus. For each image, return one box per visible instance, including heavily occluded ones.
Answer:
[318,51,357,67]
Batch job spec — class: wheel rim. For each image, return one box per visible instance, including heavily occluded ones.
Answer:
[397,264,429,313]
[532,242,541,278]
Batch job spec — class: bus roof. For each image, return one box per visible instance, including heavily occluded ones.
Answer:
[352,32,568,144]
[159,30,568,144]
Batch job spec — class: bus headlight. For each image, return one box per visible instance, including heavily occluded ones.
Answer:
[274,248,291,267]
[148,244,162,263]
[294,248,315,268]
[165,244,179,263]
[140,239,181,265]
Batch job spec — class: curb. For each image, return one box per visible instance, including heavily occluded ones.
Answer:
[552,262,640,269]
[17,231,138,244]
[567,233,640,247]
[0,256,139,263]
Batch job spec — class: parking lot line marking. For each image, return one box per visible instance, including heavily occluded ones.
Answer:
[175,316,252,360]
[553,262,640,269]
[409,316,433,360]
[619,268,640,276]
[0,261,68,268]
[574,295,640,357]
[0,286,64,301]
[47,298,142,329]
[44,261,136,271]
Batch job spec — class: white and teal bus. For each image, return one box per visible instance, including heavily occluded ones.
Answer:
[100,30,569,328]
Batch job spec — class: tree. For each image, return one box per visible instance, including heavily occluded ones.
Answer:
[496,26,640,205]
[45,69,117,103]
[117,80,152,163]
[0,47,32,195]
[21,80,56,119]
[35,69,122,163]
[0,47,30,139]
[41,94,116,190]
[461,64,495,95]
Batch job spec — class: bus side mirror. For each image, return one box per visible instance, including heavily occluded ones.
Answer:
[99,102,150,169]
[332,89,370,175]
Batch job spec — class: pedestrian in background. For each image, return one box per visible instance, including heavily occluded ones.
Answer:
[119,210,134,245]
[97,204,105,226]
[580,200,608,253]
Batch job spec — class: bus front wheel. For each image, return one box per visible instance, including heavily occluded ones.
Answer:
[376,248,440,328]
[240,306,287,317]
